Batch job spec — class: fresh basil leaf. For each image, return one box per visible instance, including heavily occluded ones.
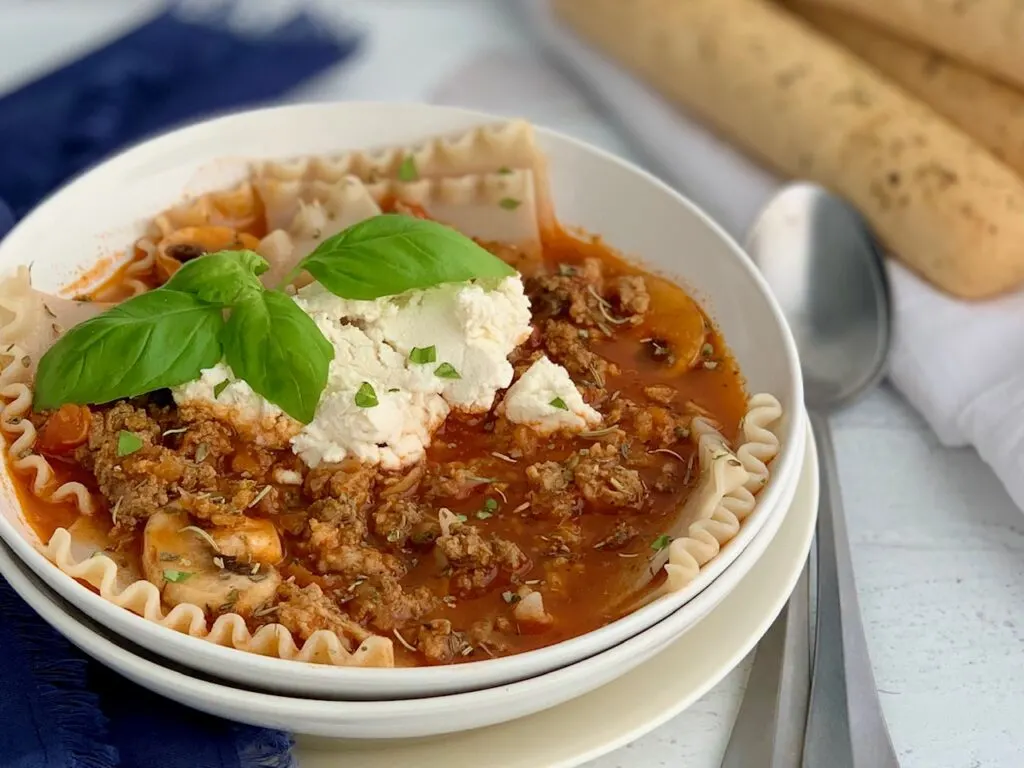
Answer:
[409,345,436,364]
[35,290,224,410]
[397,156,418,181]
[221,291,333,424]
[297,214,515,301]
[117,431,142,456]
[163,249,268,306]
[354,382,378,408]
[435,362,461,380]
[549,396,569,411]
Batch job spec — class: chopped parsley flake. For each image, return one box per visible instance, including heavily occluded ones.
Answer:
[651,534,673,552]
[476,510,493,520]
[499,197,521,210]
[213,380,230,398]
[484,498,499,511]
[549,396,569,411]
[163,569,193,583]
[116,430,142,457]
[409,345,437,364]
[397,155,419,181]
[354,381,379,408]
[497,166,513,175]
[455,513,468,523]
[435,362,461,379]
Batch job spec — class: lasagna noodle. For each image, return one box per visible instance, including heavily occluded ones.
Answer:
[42,528,395,667]
[628,392,783,606]
[254,120,554,234]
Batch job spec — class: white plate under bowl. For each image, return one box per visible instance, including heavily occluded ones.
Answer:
[0,102,804,699]
[0,424,816,743]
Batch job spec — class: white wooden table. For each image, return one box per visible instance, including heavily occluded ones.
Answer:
[3,1,1023,765]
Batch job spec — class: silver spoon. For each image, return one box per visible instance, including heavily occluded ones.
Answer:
[743,182,899,767]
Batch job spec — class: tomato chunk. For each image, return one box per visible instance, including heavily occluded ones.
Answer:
[38,404,92,455]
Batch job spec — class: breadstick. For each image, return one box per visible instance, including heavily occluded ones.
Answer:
[552,0,1024,299]
[792,0,1024,90]
[784,0,1024,178]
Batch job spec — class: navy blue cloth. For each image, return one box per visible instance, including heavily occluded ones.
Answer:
[0,3,360,767]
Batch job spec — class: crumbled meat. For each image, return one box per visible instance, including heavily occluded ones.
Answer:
[594,521,639,550]
[643,385,676,405]
[76,402,215,536]
[178,418,234,465]
[347,574,437,632]
[273,581,371,649]
[307,515,405,580]
[653,461,682,492]
[304,461,378,505]
[606,398,689,449]
[371,498,428,548]
[573,448,648,510]
[467,618,512,654]
[542,319,618,385]
[436,524,530,597]
[424,462,493,501]
[415,619,465,665]
[525,460,580,520]
[525,257,605,326]
[615,275,650,319]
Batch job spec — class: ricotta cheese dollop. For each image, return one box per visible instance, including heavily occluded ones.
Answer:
[172,276,533,470]
[500,356,602,435]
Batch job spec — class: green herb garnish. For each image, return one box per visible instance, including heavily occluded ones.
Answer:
[355,382,379,408]
[293,215,514,300]
[409,345,437,364]
[213,380,230,399]
[549,396,569,411]
[455,513,468,523]
[476,510,493,520]
[484,498,499,511]
[651,534,673,552]
[397,155,419,181]
[116,431,142,457]
[497,166,512,175]
[499,197,521,210]
[163,569,193,583]
[435,362,461,380]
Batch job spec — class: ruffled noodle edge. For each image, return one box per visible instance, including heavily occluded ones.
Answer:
[643,392,784,603]
[42,528,395,668]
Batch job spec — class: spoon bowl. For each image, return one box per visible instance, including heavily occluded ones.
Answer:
[746,182,891,409]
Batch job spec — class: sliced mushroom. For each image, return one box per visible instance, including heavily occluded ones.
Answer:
[209,516,283,565]
[142,511,280,616]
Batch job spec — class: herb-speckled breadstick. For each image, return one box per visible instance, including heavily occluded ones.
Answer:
[793,0,1024,90]
[553,0,1024,299]
[785,0,1024,179]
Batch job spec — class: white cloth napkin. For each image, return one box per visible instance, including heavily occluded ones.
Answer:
[496,0,1024,512]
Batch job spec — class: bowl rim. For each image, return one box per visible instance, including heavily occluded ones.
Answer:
[0,101,805,688]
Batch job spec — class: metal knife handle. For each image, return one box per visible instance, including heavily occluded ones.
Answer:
[721,563,811,768]
[802,411,899,768]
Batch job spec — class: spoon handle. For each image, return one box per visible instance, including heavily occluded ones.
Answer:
[803,411,900,768]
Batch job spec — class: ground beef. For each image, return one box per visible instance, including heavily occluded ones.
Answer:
[436,524,530,597]
[653,460,682,492]
[347,574,437,633]
[607,398,690,449]
[423,461,493,501]
[371,498,429,549]
[178,418,234,465]
[525,460,580,520]
[542,319,618,386]
[573,445,648,510]
[304,461,378,505]
[307,516,405,580]
[615,275,650,319]
[76,403,215,536]
[273,581,371,648]
[415,619,466,665]
[525,257,606,326]
[643,385,676,405]
[594,520,639,550]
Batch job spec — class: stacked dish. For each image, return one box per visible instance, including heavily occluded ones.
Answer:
[0,103,809,744]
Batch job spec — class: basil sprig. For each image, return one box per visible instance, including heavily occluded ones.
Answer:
[292,214,515,300]
[35,251,333,423]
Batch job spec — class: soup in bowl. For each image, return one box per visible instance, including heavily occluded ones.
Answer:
[0,103,802,698]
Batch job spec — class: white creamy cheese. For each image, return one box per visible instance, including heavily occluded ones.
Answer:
[172,276,533,469]
[501,356,602,434]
